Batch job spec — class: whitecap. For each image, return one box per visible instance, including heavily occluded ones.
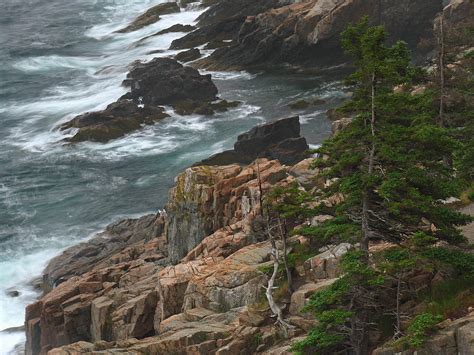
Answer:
[13,55,100,74]
[299,110,325,124]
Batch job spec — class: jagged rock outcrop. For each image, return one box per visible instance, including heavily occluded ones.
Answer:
[373,313,474,355]
[32,114,317,354]
[42,214,165,291]
[24,156,299,354]
[166,158,293,263]
[197,116,309,167]
[60,58,235,142]
[25,236,165,354]
[120,57,240,116]
[197,0,443,70]
[121,57,217,107]
[170,0,286,50]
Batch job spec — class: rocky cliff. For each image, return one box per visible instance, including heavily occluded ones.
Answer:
[28,114,474,354]
[25,117,312,354]
[193,0,443,70]
[23,1,474,354]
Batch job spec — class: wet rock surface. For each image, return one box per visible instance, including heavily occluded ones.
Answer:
[196,0,443,70]
[59,101,169,143]
[170,0,283,50]
[121,57,217,106]
[116,2,180,33]
[174,48,201,62]
[59,58,233,142]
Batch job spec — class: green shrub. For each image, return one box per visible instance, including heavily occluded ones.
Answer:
[421,247,474,276]
[406,313,443,348]
[291,327,343,354]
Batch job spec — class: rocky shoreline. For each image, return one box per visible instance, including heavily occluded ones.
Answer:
[21,0,474,354]
[25,117,314,354]
[26,116,474,355]
[56,0,446,144]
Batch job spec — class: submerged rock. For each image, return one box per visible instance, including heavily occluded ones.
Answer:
[116,2,180,33]
[5,288,20,297]
[198,116,309,166]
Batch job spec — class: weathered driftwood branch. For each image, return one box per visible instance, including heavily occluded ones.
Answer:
[265,224,293,336]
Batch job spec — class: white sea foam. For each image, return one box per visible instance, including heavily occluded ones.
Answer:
[13,55,100,74]
[0,1,341,353]
[4,3,211,158]
[0,3,212,352]
[0,248,63,354]
[203,70,258,81]
[299,110,325,124]
[0,332,25,355]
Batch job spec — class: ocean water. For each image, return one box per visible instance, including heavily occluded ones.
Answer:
[0,0,347,353]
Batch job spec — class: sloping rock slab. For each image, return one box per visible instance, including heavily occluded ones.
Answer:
[116,2,180,33]
[42,214,164,290]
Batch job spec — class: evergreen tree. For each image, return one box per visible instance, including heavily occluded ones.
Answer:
[291,17,472,354]
[433,9,474,179]
[312,17,469,249]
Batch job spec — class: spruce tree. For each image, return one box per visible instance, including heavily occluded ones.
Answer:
[312,17,470,249]
[292,17,471,354]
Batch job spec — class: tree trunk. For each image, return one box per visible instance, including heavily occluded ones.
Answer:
[278,218,293,293]
[395,275,402,339]
[256,160,264,217]
[266,224,292,336]
[361,72,377,260]
[437,15,453,168]
[438,15,445,128]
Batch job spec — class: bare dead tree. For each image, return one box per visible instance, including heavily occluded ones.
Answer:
[256,159,264,218]
[255,159,294,335]
[278,217,293,293]
[264,217,294,337]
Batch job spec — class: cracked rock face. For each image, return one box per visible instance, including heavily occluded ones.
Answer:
[165,159,293,263]
[199,0,443,69]
[25,158,296,354]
